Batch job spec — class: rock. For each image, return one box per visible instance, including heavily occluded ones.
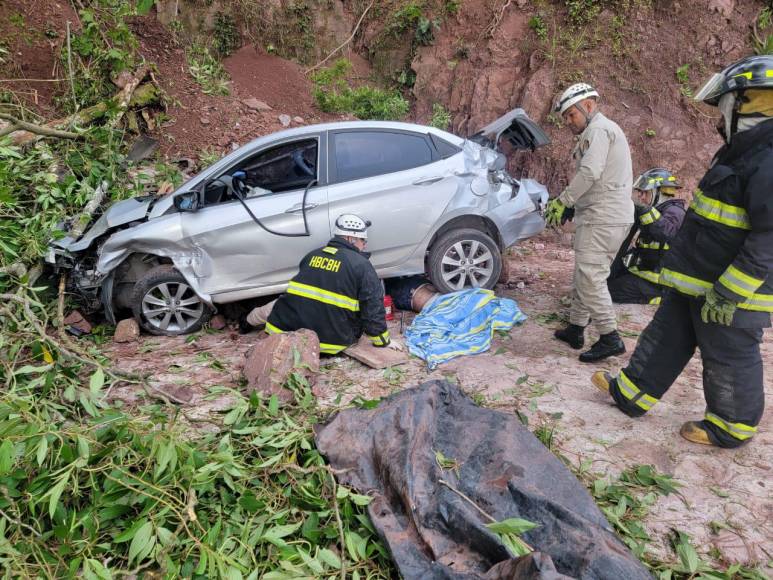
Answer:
[534,243,545,250]
[293,116,304,124]
[516,281,526,289]
[111,70,134,89]
[63,310,92,334]
[200,117,210,126]
[242,97,272,111]
[210,314,227,330]
[114,318,140,343]
[708,0,734,18]
[278,114,292,127]
[242,329,320,402]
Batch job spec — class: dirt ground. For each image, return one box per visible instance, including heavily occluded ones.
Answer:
[100,231,773,570]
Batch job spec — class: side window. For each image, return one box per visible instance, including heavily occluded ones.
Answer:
[333,131,433,183]
[203,138,318,205]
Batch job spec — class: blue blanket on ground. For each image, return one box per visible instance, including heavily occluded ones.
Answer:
[405,288,527,369]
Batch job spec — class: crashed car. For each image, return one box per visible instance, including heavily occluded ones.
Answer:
[47,109,550,336]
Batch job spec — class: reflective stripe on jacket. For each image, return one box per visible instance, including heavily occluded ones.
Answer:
[628,198,686,280]
[659,119,773,325]
[267,237,389,352]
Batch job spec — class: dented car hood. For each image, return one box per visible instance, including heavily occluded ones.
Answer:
[52,196,155,252]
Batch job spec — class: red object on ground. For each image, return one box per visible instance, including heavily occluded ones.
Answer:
[384,295,395,321]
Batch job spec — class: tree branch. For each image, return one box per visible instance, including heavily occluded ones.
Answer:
[0,113,81,140]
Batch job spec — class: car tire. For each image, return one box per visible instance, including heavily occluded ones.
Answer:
[428,228,502,294]
[131,266,212,336]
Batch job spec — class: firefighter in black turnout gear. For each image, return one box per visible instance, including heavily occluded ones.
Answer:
[608,168,687,304]
[592,55,773,448]
[265,214,404,355]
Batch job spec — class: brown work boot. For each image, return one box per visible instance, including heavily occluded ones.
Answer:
[679,421,715,446]
[554,324,585,349]
[591,371,613,393]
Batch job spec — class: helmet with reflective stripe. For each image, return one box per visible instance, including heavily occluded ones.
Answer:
[633,168,682,192]
[553,83,600,115]
[694,55,773,106]
[334,213,371,239]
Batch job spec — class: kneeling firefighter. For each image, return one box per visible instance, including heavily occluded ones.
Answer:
[592,55,773,448]
[607,168,687,304]
[245,214,403,354]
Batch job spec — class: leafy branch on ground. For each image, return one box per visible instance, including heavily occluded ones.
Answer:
[187,44,231,96]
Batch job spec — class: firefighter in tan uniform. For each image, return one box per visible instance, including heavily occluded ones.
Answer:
[545,83,635,362]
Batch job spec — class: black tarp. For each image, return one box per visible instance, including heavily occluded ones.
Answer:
[315,380,653,580]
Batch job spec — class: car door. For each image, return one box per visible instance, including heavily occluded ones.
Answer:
[179,134,330,299]
[326,129,460,270]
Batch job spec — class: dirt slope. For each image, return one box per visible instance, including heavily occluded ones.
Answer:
[407,0,765,194]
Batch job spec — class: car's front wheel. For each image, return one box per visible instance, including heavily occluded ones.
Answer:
[131,266,212,336]
[428,228,502,293]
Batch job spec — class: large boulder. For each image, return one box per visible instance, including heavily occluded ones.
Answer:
[242,329,320,402]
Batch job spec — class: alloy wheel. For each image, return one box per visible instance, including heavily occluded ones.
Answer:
[141,281,204,333]
[440,240,495,290]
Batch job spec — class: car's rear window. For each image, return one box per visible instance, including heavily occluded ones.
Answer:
[332,131,433,182]
[430,133,462,158]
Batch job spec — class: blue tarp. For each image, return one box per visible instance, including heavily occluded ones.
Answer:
[405,288,527,369]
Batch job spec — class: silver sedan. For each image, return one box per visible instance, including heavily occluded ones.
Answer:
[48,109,550,335]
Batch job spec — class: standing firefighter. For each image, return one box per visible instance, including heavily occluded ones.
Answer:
[592,55,773,448]
[608,168,687,304]
[546,83,635,362]
[245,214,403,354]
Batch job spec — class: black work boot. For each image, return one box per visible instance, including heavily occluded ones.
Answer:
[579,330,626,362]
[554,324,585,349]
[238,316,255,334]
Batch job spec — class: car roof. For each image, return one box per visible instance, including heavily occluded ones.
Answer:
[238,120,465,149]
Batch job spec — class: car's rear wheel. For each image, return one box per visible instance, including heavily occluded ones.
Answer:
[131,266,212,336]
[428,228,502,293]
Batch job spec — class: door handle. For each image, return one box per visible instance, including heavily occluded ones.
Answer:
[284,202,318,214]
[412,176,444,186]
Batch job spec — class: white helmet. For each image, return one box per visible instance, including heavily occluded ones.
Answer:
[334,213,371,239]
[554,83,600,115]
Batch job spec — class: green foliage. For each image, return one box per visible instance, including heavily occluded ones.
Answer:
[444,0,461,15]
[645,128,656,137]
[486,518,538,557]
[0,369,393,577]
[311,59,409,121]
[187,44,231,96]
[213,12,241,57]
[566,0,602,26]
[675,64,692,97]
[752,7,773,55]
[61,0,139,111]
[529,14,548,41]
[386,3,434,44]
[429,103,451,131]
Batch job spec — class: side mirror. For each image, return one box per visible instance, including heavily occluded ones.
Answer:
[173,191,200,212]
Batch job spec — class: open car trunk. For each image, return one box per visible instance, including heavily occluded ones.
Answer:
[470,108,551,152]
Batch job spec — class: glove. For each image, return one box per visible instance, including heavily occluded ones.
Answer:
[701,287,737,326]
[561,206,575,225]
[386,338,404,351]
[545,198,568,228]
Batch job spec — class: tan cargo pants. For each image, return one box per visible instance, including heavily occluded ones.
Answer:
[569,224,630,335]
[246,299,277,327]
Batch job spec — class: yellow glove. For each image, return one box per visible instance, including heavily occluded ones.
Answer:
[701,288,737,326]
[545,198,568,228]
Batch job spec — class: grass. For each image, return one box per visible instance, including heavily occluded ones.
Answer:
[187,44,230,96]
